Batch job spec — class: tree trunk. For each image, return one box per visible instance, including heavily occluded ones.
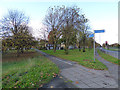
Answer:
[89,46,91,51]
[65,42,69,54]
[44,41,46,49]
[83,47,85,52]
[21,48,24,53]
[79,41,81,51]
[83,36,85,52]
[17,49,20,57]
[53,44,56,53]
[49,45,50,50]
[60,43,61,50]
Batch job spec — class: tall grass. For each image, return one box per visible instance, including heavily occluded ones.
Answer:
[2,55,59,88]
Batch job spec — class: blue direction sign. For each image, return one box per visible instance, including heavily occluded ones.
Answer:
[89,34,94,38]
[94,30,105,33]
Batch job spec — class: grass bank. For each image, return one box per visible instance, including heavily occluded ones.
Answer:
[103,47,120,51]
[42,49,108,70]
[97,49,120,65]
[2,50,59,88]
[2,49,38,62]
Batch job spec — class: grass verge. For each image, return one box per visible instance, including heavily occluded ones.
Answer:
[2,51,59,88]
[97,49,120,65]
[42,49,108,70]
[103,47,120,51]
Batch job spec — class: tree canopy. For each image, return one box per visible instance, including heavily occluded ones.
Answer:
[1,10,37,56]
[44,5,90,54]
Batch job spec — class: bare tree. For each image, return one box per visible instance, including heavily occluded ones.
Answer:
[44,6,64,52]
[39,26,49,49]
[76,31,82,51]
[1,10,29,36]
[44,5,90,54]
[80,15,89,52]
[61,6,83,54]
[76,13,90,52]
[0,9,29,56]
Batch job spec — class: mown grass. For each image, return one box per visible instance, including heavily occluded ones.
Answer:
[42,49,108,70]
[2,51,59,88]
[97,49,120,65]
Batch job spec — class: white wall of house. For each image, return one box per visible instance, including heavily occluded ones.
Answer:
[50,47,53,49]
[69,45,74,49]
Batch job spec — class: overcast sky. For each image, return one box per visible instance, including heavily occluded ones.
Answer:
[0,0,118,45]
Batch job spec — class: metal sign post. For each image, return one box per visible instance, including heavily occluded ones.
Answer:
[88,33,95,62]
[93,33,95,62]
[89,29,105,62]
[94,29,105,62]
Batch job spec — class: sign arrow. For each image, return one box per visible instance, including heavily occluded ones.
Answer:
[89,34,94,38]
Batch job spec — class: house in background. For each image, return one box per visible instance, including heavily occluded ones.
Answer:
[46,43,54,50]
[46,30,77,50]
[46,43,61,50]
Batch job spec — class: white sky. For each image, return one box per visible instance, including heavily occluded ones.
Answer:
[0,0,119,45]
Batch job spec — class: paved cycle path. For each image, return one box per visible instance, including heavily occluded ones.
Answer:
[96,50,119,86]
[35,49,118,88]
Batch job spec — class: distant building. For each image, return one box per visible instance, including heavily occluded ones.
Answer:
[109,43,120,47]
[46,43,61,50]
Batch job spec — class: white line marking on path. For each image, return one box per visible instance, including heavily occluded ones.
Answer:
[35,49,73,65]
[55,58,73,65]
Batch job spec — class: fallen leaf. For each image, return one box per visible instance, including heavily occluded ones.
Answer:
[6,76,9,79]
[75,81,79,84]
[48,74,50,76]
[14,81,19,85]
[50,86,53,88]
[59,76,63,78]
[40,85,43,87]
[88,71,91,72]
